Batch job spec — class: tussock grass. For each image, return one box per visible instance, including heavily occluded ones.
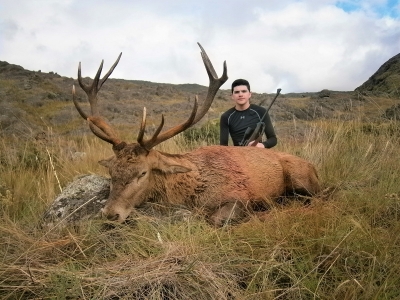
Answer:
[1,115,400,299]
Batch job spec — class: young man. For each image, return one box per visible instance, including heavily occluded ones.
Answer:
[220,79,277,148]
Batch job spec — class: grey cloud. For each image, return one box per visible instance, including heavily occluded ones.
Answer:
[0,20,19,40]
[0,0,399,93]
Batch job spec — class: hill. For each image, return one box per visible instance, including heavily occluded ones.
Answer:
[356,53,400,98]
[0,56,399,141]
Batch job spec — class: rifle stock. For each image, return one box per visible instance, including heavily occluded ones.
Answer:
[245,122,265,146]
[239,127,254,146]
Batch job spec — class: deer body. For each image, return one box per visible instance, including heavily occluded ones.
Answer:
[72,43,320,226]
[99,144,320,226]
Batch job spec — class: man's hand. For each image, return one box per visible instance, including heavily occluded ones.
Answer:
[248,141,265,148]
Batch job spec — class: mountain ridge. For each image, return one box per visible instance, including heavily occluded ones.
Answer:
[1,55,399,140]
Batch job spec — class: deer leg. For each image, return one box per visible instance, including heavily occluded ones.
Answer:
[209,201,246,227]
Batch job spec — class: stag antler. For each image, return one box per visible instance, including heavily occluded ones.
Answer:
[72,53,124,147]
[72,43,227,151]
[137,42,228,150]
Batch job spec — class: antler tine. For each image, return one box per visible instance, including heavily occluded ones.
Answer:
[77,62,92,94]
[192,42,228,124]
[197,43,218,79]
[139,97,197,150]
[138,43,227,150]
[99,52,122,89]
[88,119,122,145]
[137,106,167,150]
[137,107,148,145]
[73,54,124,148]
[77,53,122,116]
[72,85,88,119]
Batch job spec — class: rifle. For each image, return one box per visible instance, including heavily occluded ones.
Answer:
[239,88,281,146]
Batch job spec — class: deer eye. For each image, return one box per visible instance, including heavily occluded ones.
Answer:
[138,171,147,178]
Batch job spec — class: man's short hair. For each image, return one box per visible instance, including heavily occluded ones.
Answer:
[231,79,250,93]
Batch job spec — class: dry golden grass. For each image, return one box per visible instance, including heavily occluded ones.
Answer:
[1,112,400,299]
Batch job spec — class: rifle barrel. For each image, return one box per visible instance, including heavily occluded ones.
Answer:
[260,88,281,123]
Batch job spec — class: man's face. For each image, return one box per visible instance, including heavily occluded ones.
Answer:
[232,85,251,108]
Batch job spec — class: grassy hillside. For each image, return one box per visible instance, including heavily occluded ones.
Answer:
[356,53,400,98]
[3,59,398,143]
[1,108,399,298]
[1,57,400,298]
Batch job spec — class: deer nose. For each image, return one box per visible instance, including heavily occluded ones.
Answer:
[107,213,120,221]
[101,208,119,221]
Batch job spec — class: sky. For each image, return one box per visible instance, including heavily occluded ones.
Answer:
[0,0,399,93]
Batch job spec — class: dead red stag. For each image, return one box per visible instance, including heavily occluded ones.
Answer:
[72,43,321,226]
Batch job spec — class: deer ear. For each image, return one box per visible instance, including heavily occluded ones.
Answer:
[164,165,192,174]
[155,154,192,174]
[98,156,115,168]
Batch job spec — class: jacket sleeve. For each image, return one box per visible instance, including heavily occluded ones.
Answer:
[220,114,229,146]
[262,113,277,148]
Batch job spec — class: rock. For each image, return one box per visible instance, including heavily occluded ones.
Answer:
[318,89,331,98]
[70,151,87,161]
[23,79,32,90]
[42,174,110,227]
[383,104,400,120]
[42,174,196,228]
[47,92,57,99]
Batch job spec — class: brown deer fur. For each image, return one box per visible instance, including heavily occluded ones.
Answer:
[99,144,320,226]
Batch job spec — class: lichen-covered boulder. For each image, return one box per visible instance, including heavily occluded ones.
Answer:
[43,174,110,227]
[383,103,400,120]
[43,174,196,228]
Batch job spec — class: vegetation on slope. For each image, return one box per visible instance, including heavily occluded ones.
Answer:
[1,101,399,298]
[1,53,400,299]
[355,52,400,98]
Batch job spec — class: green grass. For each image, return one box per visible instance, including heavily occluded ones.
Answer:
[1,113,400,299]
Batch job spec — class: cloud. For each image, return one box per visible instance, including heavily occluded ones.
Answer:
[0,0,399,93]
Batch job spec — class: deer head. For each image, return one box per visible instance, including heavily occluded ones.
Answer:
[72,43,228,222]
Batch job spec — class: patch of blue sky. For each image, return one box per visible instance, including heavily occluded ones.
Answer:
[336,0,400,18]
[335,1,358,13]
